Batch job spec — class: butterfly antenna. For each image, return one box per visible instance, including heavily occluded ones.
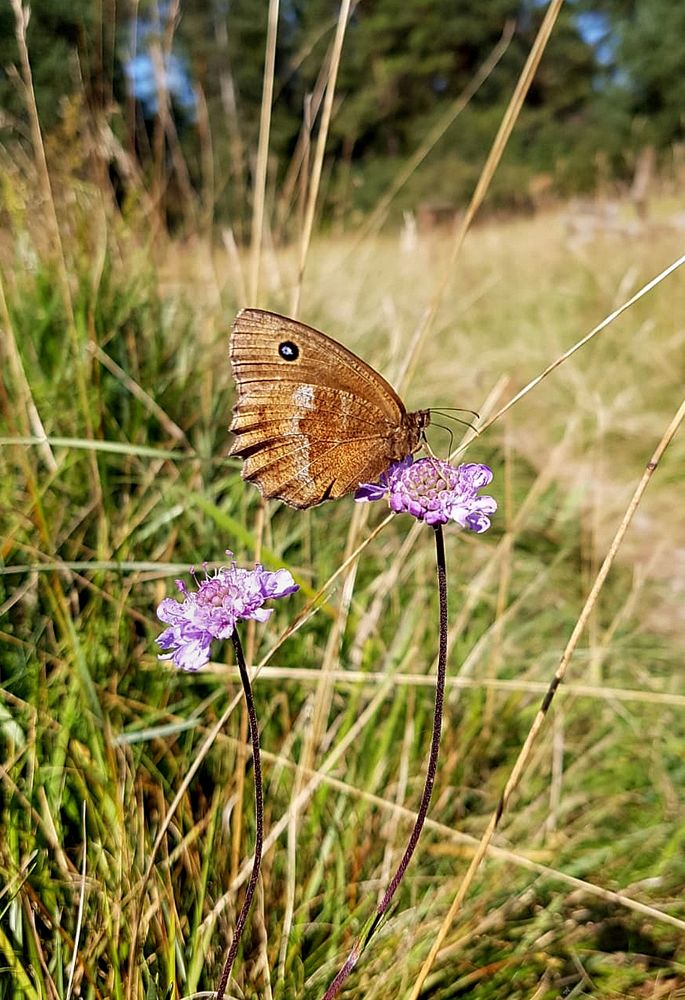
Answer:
[422,432,438,458]
[431,406,480,420]
[426,421,455,456]
[431,409,481,435]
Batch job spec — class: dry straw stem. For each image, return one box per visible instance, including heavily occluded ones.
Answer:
[433,420,581,684]
[271,13,347,241]
[64,802,87,1000]
[222,226,250,305]
[87,342,189,445]
[482,418,513,735]
[214,15,247,235]
[0,755,72,875]
[148,0,197,230]
[0,272,57,471]
[249,0,280,304]
[291,0,353,316]
[353,21,515,248]
[459,250,685,453]
[9,0,101,504]
[194,723,685,946]
[9,0,72,323]
[395,0,564,396]
[124,687,245,1000]
[222,664,685,711]
[410,393,685,999]
[276,69,322,238]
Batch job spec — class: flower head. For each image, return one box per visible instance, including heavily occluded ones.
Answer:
[355,456,496,530]
[156,555,298,671]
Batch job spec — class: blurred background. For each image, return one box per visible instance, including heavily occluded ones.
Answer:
[1,0,684,234]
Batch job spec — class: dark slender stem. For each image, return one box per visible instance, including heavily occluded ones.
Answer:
[215,630,264,1000]
[321,524,449,1000]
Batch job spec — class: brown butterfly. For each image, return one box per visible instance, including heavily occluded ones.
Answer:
[228,308,430,509]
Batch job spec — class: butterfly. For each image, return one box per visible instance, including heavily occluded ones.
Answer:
[228,308,430,509]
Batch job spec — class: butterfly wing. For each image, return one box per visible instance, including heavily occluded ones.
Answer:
[229,309,414,508]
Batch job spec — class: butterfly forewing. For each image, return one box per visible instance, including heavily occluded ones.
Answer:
[229,308,429,508]
[231,310,406,419]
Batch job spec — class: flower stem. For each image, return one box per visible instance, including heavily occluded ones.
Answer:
[321,524,449,999]
[215,630,264,1000]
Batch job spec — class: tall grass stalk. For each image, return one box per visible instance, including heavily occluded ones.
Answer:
[460,250,685,453]
[411,393,685,996]
[291,0,353,316]
[396,0,564,396]
[9,0,101,510]
[249,0,280,305]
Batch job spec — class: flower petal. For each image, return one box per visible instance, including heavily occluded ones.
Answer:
[155,558,299,671]
[353,456,496,530]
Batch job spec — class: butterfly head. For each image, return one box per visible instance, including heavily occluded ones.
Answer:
[399,408,431,458]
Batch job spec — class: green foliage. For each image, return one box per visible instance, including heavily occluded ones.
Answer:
[3,0,685,231]
[0,0,115,129]
[584,0,685,148]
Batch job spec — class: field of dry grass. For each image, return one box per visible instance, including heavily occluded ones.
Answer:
[162,205,685,633]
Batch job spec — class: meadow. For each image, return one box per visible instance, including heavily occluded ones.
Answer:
[3,183,685,998]
[3,5,685,997]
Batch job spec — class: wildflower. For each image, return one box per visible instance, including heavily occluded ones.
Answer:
[156,556,298,671]
[355,456,496,530]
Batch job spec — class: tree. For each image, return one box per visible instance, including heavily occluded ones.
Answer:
[0,0,115,130]
[589,0,685,146]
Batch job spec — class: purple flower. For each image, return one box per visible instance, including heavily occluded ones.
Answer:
[355,456,496,530]
[156,555,298,671]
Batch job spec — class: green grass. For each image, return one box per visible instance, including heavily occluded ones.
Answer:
[2,197,685,1000]
[2,13,685,991]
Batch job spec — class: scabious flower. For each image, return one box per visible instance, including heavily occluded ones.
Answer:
[156,555,298,671]
[355,456,496,530]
